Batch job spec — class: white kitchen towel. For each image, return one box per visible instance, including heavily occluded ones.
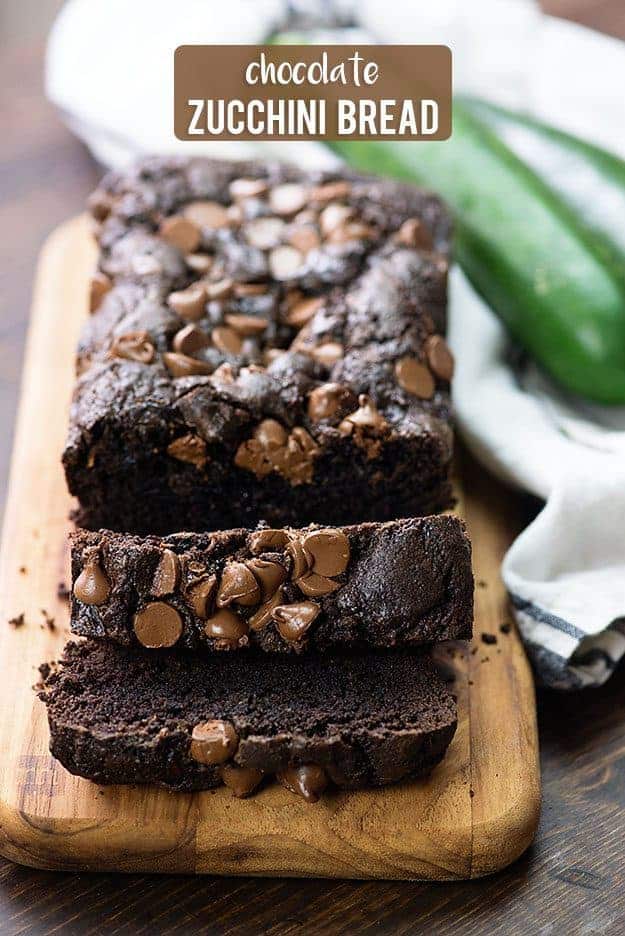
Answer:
[46,0,625,687]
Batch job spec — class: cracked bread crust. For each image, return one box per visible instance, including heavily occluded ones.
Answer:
[39,641,457,794]
[64,156,454,534]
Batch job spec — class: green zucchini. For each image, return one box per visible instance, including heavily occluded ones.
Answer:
[329,99,625,404]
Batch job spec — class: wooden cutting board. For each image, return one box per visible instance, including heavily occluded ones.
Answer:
[0,216,540,879]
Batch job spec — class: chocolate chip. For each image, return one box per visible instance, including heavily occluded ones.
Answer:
[233,282,269,298]
[249,587,284,631]
[277,765,328,803]
[425,335,455,381]
[89,272,112,313]
[204,609,249,645]
[310,181,351,202]
[244,217,285,250]
[74,555,110,606]
[395,217,433,249]
[288,225,321,253]
[269,245,304,281]
[163,352,213,378]
[326,222,375,244]
[296,572,339,597]
[172,324,210,356]
[210,326,242,356]
[340,395,388,434]
[186,574,217,618]
[230,177,269,200]
[273,600,320,643]
[183,200,230,229]
[269,183,308,216]
[159,216,201,253]
[256,419,288,449]
[185,253,213,275]
[166,433,208,469]
[205,278,234,301]
[133,601,183,648]
[152,549,180,596]
[248,529,290,554]
[247,559,287,600]
[217,562,261,608]
[224,313,269,337]
[286,539,312,579]
[190,720,238,765]
[110,331,155,364]
[395,356,435,399]
[307,383,349,422]
[319,203,353,237]
[221,765,264,798]
[285,296,323,328]
[309,342,343,368]
[167,283,208,321]
[301,529,350,577]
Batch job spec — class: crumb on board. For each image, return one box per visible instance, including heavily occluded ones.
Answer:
[9,613,25,628]
[481,657,490,664]
[57,581,71,602]
[477,579,487,589]
[19,566,27,575]
[41,609,56,630]
[469,789,475,798]
[500,622,512,634]
[481,632,497,645]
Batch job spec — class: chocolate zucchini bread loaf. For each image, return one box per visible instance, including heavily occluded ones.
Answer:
[39,640,457,797]
[64,156,454,534]
[70,517,473,653]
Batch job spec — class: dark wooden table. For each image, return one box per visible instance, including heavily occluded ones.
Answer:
[1,4,625,934]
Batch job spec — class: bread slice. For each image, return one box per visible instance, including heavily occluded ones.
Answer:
[39,640,457,798]
[70,516,473,654]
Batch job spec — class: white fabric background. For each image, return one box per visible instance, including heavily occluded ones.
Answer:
[46,0,625,686]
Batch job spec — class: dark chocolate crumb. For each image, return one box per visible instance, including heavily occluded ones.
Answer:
[469,789,475,798]
[57,581,71,602]
[470,646,478,656]
[19,566,27,575]
[481,632,497,645]
[41,609,56,630]
[9,613,25,628]
[481,657,490,664]
[477,580,487,589]
[500,622,512,634]
[468,679,474,686]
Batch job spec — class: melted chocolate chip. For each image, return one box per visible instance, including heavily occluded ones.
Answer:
[167,283,208,321]
[186,574,217,618]
[217,562,261,608]
[204,609,249,645]
[166,434,208,469]
[190,720,238,765]
[133,601,183,648]
[395,357,435,399]
[163,352,213,379]
[249,587,284,631]
[159,216,201,253]
[74,555,110,606]
[272,600,320,643]
[247,559,287,601]
[152,549,180,596]
[277,764,328,803]
[110,331,155,364]
[221,765,264,798]
[249,529,290,554]
[295,572,339,597]
[89,272,112,313]
[301,529,350,577]
[425,335,455,381]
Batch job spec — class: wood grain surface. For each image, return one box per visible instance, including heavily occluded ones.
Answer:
[1,3,624,932]
[0,216,539,881]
